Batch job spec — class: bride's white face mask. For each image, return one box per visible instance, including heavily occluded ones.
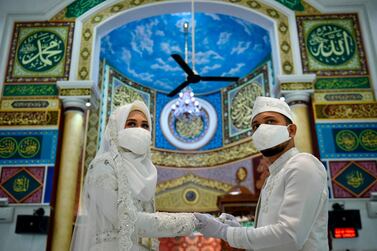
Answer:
[118,128,151,155]
[118,110,151,155]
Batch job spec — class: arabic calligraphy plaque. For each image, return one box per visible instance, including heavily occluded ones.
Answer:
[307,24,355,65]
[231,83,262,130]
[333,162,376,197]
[6,21,74,83]
[17,31,65,72]
[0,137,18,158]
[0,167,44,203]
[297,14,368,76]
[359,129,377,151]
[335,130,359,152]
[18,137,40,158]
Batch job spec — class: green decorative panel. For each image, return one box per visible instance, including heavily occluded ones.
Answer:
[66,0,106,18]
[2,84,58,97]
[222,62,270,144]
[315,77,370,90]
[5,22,75,83]
[297,14,368,76]
[275,0,304,11]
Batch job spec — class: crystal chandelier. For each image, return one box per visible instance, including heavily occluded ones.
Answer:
[171,86,201,120]
[171,15,201,120]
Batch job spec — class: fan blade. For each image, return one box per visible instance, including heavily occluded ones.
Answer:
[201,76,239,82]
[167,80,191,97]
[172,54,195,76]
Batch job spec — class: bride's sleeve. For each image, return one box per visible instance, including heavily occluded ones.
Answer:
[135,212,197,237]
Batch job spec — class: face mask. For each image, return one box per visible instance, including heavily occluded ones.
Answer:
[118,128,151,155]
[251,124,291,152]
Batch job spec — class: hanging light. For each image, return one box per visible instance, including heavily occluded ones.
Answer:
[171,16,201,121]
[171,86,201,120]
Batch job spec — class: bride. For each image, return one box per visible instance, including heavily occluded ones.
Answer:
[70,100,197,251]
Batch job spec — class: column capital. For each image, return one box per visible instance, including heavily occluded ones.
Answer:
[57,80,100,111]
[278,74,316,105]
[284,91,311,105]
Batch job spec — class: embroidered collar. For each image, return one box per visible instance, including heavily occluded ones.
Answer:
[268,147,299,176]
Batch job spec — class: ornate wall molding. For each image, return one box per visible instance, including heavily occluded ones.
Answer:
[313,102,377,120]
[151,139,258,167]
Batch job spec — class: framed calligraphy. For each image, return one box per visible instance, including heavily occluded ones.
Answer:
[222,62,270,145]
[329,161,377,198]
[0,166,45,204]
[297,14,368,76]
[5,21,75,83]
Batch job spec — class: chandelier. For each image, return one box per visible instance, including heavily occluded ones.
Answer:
[171,86,201,120]
[171,8,201,121]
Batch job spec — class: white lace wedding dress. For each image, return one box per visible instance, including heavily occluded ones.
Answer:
[70,154,196,251]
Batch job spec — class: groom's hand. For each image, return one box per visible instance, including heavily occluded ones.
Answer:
[194,213,228,240]
[218,213,241,227]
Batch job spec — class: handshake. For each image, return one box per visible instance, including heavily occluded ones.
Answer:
[194,213,242,241]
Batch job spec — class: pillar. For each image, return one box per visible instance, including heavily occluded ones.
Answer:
[285,92,314,153]
[50,81,97,251]
[279,74,316,154]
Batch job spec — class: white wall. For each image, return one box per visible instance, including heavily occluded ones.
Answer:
[329,199,377,251]
[0,205,50,251]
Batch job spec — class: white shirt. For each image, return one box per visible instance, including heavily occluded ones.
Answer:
[227,148,329,251]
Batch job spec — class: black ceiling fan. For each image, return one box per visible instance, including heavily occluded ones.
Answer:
[167,54,240,97]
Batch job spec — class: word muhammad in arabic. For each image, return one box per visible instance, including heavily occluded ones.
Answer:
[307,24,356,65]
[17,31,65,72]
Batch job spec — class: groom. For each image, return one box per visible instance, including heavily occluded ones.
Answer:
[195,96,329,251]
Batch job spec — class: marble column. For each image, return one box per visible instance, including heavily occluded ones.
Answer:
[284,92,314,154]
[279,74,316,154]
[50,81,96,251]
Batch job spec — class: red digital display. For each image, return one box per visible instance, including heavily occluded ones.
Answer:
[334,228,358,238]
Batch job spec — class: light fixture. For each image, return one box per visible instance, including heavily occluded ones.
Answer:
[171,86,201,120]
[171,10,201,121]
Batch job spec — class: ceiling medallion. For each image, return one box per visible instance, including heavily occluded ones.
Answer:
[160,98,217,150]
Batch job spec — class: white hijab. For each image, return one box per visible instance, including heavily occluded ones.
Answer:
[96,100,157,202]
[71,101,157,251]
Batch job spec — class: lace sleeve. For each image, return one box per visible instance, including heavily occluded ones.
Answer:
[135,212,197,238]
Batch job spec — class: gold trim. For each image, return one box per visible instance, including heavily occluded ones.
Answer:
[156,173,232,193]
[151,139,258,167]
[0,109,61,127]
[281,82,313,91]
[59,88,91,96]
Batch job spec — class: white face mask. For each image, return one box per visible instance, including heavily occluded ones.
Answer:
[251,124,291,151]
[118,128,151,155]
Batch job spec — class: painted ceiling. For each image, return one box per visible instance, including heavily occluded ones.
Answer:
[100,12,271,95]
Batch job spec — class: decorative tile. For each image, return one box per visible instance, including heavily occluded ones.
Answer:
[274,0,304,11]
[315,123,377,159]
[66,0,106,18]
[5,21,75,83]
[314,77,370,90]
[314,91,374,103]
[0,166,45,203]
[0,110,60,127]
[222,63,270,144]
[313,103,377,120]
[2,84,58,97]
[1,99,60,110]
[0,130,59,165]
[297,14,368,76]
[329,161,377,198]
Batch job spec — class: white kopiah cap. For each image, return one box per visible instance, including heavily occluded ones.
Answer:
[251,96,294,122]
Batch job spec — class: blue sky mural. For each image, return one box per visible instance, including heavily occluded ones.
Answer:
[100,12,271,95]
